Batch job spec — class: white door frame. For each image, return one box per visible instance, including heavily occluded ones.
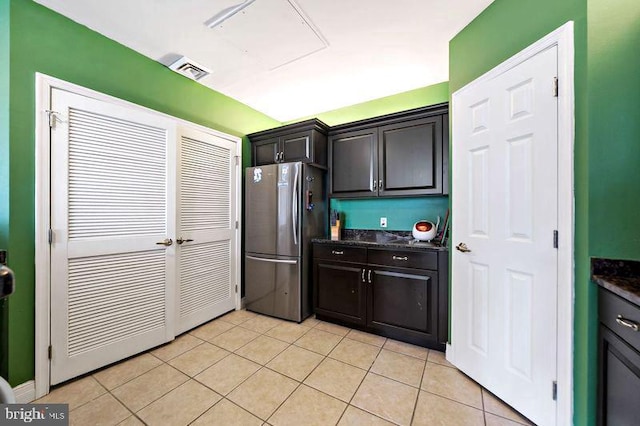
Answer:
[449,21,574,425]
[34,73,242,398]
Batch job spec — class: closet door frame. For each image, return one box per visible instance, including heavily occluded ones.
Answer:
[34,73,242,399]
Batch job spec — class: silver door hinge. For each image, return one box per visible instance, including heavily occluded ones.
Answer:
[553,77,558,97]
[235,156,240,166]
[48,345,52,360]
[48,229,54,245]
[45,110,59,128]
[553,230,558,249]
[235,285,238,294]
[552,381,557,400]
[235,220,239,229]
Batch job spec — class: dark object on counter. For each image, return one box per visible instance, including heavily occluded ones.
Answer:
[0,250,14,300]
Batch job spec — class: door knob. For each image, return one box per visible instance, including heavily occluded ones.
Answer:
[455,242,471,253]
[155,238,173,247]
[176,238,194,245]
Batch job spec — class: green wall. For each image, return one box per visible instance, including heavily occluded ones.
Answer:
[449,0,592,424]
[588,0,640,261]
[3,0,280,386]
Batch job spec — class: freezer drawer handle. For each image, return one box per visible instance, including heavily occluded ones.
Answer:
[246,255,298,265]
[616,315,639,332]
[392,255,408,261]
[331,250,344,255]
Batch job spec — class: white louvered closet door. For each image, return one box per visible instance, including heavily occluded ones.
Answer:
[50,89,176,385]
[176,126,238,334]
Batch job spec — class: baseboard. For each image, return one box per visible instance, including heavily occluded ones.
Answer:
[445,343,454,365]
[13,380,36,403]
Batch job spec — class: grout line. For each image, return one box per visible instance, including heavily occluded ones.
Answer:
[409,349,429,425]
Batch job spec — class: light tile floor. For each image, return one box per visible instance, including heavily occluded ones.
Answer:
[37,310,535,426]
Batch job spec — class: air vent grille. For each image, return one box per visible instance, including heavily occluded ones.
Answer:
[168,56,211,81]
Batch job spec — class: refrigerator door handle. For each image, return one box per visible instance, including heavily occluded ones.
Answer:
[246,255,298,265]
[292,164,299,246]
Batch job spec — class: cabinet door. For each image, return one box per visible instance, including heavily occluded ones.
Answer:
[367,266,438,344]
[598,326,640,426]
[253,138,279,166]
[378,116,443,196]
[329,129,377,198]
[281,131,312,163]
[313,259,366,326]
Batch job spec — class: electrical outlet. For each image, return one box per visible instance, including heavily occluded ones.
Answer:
[380,217,387,228]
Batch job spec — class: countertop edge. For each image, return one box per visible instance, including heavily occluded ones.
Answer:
[594,275,640,307]
[311,238,449,252]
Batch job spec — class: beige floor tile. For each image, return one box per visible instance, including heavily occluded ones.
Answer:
[93,353,162,390]
[189,319,235,341]
[168,342,230,376]
[370,349,425,387]
[137,380,221,426]
[304,358,367,403]
[482,390,534,425]
[36,376,106,410]
[427,349,455,368]
[69,393,130,426]
[151,333,203,361]
[346,329,387,347]
[236,335,289,365]
[221,309,257,324]
[421,363,482,409]
[294,328,343,355]
[266,345,324,381]
[412,391,484,426]
[301,316,320,328]
[269,385,346,426]
[240,315,285,334]
[265,322,311,343]
[315,321,350,337]
[382,339,428,360]
[337,406,395,426]
[329,338,381,370]
[192,399,263,426]
[195,353,260,395]
[485,412,532,426]
[228,368,298,420]
[351,373,418,426]
[210,326,261,352]
[117,416,144,426]
[111,364,188,412]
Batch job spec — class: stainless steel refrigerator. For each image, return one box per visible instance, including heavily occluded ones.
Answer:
[244,162,326,322]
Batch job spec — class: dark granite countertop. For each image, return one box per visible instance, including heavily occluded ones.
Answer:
[312,229,448,252]
[592,258,640,306]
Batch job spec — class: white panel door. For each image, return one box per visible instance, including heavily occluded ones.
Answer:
[50,89,176,385]
[175,126,238,334]
[451,46,558,425]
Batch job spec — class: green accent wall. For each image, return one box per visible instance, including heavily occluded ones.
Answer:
[332,197,449,231]
[449,0,593,424]
[588,0,640,260]
[3,0,280,386]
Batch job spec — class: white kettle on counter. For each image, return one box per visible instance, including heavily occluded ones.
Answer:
[412,217,440,242]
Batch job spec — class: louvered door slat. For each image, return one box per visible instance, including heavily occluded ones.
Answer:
[50,88,176,385]
[176,129,237,333]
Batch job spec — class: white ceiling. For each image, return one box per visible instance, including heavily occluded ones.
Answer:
[34,0,494,122]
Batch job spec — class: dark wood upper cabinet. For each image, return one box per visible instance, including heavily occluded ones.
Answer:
[328,103,448,198]
[248,119,329,168]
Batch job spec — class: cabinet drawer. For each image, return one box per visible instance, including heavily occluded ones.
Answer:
[599,288,640,353]
[368,248,437,270]
[313,244,367,263]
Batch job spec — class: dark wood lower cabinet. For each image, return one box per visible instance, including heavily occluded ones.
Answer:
[367,267,437,346]
[313,243,447,350]
[313,260,366,326]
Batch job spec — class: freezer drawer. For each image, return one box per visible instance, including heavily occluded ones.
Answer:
[245,254,301,322]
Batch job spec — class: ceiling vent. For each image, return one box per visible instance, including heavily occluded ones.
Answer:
[167,56,211,81]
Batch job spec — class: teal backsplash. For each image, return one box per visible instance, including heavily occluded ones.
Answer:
[330,197,449,230]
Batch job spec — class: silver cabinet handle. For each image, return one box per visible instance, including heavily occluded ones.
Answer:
[456,243,471,253]
[155,238,173,247]
[373,180,377,190]
[331,250,344,255]
[379,179,383,189]
[361,269,366,282]
[275,152,280,162]
[616,315,639,332]
[281,151,285,162]
[392,255,408,261]
[368,269,372,283]
[176,238,194,245]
